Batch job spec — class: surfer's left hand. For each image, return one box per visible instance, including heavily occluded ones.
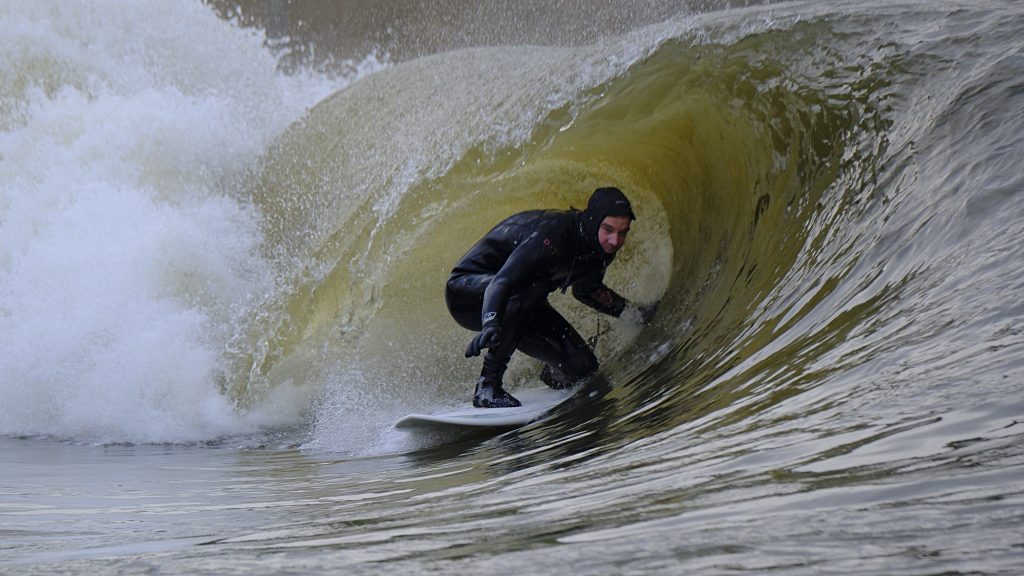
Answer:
[465,324,502,357]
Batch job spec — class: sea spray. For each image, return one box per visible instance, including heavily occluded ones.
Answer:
[0,0,373,442]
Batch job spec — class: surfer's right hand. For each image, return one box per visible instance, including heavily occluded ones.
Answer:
[623,300,659,325]
[465,324,501,357]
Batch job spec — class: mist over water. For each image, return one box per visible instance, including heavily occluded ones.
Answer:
[2,0,1023,574]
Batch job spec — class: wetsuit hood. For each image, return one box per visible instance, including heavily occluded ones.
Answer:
[579,187,635,255]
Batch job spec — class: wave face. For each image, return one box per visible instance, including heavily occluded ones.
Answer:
[2,0,1023,572]
[242,1,1024,461]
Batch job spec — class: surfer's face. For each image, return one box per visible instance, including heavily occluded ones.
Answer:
[598,215,631,255]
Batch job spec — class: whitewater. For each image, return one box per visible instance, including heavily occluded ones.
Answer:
[1,0,1022,574]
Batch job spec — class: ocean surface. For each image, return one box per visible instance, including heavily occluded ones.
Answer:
[2,0,1022,574]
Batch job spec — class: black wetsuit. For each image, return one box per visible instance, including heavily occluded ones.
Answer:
[445,209,627,385]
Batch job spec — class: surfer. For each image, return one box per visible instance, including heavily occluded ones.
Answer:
[446,187,655,408]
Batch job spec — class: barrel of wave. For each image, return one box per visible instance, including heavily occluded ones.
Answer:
[349,55,787,395]
[236,40,788,404]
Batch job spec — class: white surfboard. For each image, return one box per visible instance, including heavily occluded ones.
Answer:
[394,386,575,431]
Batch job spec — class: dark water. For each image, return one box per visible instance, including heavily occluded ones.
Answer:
[2,0,1022,574]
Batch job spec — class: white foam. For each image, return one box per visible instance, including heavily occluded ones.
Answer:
[0,1,372,443]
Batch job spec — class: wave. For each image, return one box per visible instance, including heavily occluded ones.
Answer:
[248,12,901,452]
[2,0,1021,459]
[276,4,1024,455]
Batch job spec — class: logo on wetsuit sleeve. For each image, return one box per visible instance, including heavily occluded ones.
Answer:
[483,311,497,324]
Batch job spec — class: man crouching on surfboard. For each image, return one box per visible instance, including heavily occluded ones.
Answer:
[446,186,654,408]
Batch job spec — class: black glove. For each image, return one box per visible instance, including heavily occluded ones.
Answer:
[465,324,502,357]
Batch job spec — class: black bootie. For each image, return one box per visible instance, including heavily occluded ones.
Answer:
[473,377,521,408]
